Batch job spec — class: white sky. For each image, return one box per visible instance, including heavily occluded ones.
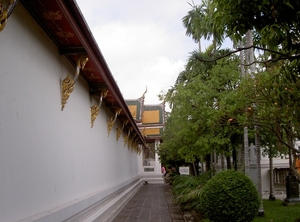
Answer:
[76,0,213,105]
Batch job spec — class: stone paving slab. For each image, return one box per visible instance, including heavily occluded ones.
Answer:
[111,184,185,222]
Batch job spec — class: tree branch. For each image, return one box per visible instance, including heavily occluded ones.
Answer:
[195,45,300,65]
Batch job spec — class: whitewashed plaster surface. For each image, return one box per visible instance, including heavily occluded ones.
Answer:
[0,4,141,222]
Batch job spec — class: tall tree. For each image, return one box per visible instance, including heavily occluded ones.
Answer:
[182,0,224,52]
[212,0,300,61]
[237,60,300,179]
[159,51,243,172]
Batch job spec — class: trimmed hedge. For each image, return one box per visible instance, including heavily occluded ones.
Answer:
[199,170,260,222]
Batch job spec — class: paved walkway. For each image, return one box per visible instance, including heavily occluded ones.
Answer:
[112,184,185,222]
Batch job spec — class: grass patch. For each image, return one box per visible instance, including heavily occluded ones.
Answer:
[253,199,300,222]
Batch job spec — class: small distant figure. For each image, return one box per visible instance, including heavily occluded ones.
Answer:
[161,166,167,176]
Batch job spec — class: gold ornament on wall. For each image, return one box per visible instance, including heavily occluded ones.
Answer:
[116,119,128,141]
[90,89,108,128]
[61,55,88,111]
[0,0,17,32]
[133,137,141,154]
[128,136,133,149]
[107,107,122,136]
[123,126,132,147]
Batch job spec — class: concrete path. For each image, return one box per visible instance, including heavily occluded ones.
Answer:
[111,184,185,222]
[110,184,287,222]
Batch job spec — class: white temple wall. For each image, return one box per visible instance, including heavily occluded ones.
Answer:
[0,5,142,222]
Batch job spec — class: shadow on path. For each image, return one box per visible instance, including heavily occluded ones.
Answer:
[112,184,185,222]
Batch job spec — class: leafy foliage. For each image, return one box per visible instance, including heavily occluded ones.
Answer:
[182,0,224,48]
[212,0,300,64]
[172,172,211,210]
[158,51,243,168]
[236,60,300,153]
[199,170,260,222]
[213,0,300,50]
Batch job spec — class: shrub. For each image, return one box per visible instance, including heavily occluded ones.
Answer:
[199,170,260,222]
[172,172,211,210]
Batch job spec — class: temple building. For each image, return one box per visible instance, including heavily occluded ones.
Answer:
[126,90,165,183]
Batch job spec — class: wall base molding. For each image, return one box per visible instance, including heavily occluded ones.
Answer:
[20,177,143,222]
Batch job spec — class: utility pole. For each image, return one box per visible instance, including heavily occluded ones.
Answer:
[239,40,249,176]
[246,29,264,216]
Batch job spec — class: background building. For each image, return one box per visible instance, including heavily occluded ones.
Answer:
[126,92,165,183]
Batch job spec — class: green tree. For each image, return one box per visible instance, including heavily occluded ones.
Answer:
[212,0,300,60]
[237,60,300,179]
[182,0,224,52]
[158,51,243,173]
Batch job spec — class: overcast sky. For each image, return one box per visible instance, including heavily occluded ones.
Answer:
[76,0,212,105]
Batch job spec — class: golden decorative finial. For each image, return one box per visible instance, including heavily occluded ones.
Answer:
[61,55,88,111]
[116,119,128,141]
[132,136,137,152]
[133,138,141,154]
[61,74,74,111]
[0,0,17,32]
[128,136,134,149]
[141,86,147,99]
[90,89,108,128]
[123,126,133,147]
[107,107,122,136]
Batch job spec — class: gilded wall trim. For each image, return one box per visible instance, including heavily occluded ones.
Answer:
[0,0,17,32]
[123,126,132,147]
[90,89,108,128]
[125,131,141,154]
[107,107,122,136]
[129,135,141,154]
[61,55,88,111]
[128,136,133,149]
[133,138,141,154]
[116,119,128,141]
